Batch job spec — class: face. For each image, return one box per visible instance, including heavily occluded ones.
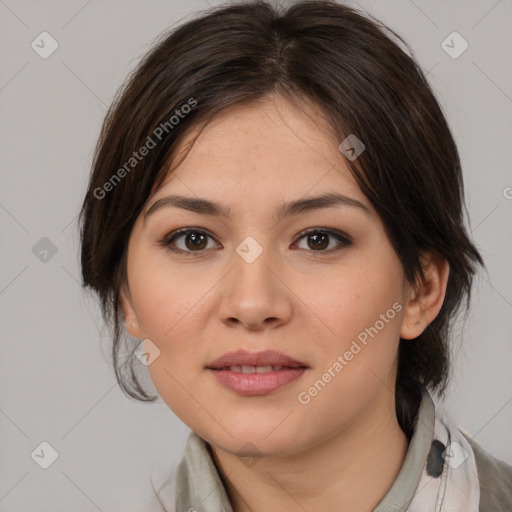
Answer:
[121,93,417,457]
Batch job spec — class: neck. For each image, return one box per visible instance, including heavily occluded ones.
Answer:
[209,392,410,512]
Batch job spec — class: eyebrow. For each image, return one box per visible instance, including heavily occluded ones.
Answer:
[143,192,371,223]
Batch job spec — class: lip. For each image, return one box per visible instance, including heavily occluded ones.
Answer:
[206,349,309,396]
[207,367,307,396]
[206,349,308,370]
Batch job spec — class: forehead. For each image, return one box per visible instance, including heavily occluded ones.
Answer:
[155,94,363,200]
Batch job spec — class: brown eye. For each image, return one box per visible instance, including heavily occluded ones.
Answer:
[183,232,208,250]
[160,228,217,255]
[307,232,329,250]
[295,229,351,253]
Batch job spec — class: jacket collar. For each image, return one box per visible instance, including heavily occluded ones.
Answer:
[174,387,435,512]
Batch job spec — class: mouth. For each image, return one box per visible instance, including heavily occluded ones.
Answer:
[206,366,308,395]
[206,349,309,371]
[205,349,309,395]
[208,364,308,373]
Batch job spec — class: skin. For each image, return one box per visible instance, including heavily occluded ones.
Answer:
[121,93,449,511]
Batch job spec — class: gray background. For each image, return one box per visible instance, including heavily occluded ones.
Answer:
[1,0,511,510]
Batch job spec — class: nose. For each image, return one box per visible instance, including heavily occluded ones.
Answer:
[217,245,293,332]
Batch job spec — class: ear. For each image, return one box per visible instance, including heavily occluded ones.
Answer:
[400,251,450,340]
[119,285,142,339]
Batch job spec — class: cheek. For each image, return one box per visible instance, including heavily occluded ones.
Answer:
[130,265,210,414]
[294,268,404,422]
[128,256,216,408]
[128,248,210,340]
[307,254,404,345]
[300,251,405,403]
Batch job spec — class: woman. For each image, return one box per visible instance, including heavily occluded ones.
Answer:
[79,1,512,510]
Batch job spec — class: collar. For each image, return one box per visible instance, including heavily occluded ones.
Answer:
[172,387,478,512]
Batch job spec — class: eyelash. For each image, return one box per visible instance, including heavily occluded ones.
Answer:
[157,227,352,256]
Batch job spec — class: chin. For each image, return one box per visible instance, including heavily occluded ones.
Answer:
[207,427,304,459]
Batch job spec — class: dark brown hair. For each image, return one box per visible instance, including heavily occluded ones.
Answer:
[79,0,483,437]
